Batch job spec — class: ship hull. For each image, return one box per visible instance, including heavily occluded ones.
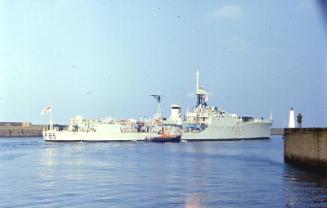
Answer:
[43,130,156,142]
[43,121,272,142]
[182,121,272,141]
[184,137,270,141]
[145,135,181,143]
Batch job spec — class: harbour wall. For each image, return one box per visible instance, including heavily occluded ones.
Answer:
[0,122,44,137]
[270,128,284,136]
[284,128,327,170]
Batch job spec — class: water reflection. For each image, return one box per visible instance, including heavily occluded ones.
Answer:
[284,165,327,207]
[185,194,205,208]
[44,145,57,168]
[38,144,57,189]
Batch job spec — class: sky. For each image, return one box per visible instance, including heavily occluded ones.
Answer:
[0,0,326,127]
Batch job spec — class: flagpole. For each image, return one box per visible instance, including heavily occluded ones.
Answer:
[49,107,53,130]
[41,105,53,130]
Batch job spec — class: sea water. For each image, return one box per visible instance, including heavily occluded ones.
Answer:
[0,137,326,208]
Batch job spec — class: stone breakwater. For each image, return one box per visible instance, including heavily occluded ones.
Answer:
[284,128,327,170]
[0,123,44,137]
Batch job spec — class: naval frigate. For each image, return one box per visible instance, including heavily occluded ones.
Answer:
[42,69,272,142]
[179,70,272,140]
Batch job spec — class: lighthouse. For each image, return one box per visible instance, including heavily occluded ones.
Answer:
[288,107,295,128]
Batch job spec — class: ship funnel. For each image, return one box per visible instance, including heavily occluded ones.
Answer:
[288,107,295,128]
[170,104,182,125]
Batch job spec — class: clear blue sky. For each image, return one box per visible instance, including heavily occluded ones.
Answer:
[0,0,326,127]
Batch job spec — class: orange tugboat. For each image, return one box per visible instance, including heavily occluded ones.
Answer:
[145,127,181,143]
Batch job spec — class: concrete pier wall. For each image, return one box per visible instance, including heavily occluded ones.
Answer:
[284,128,327,170]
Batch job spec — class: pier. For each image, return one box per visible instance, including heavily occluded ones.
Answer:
[284,128,327,171]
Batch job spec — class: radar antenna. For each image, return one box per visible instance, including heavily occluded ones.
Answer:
[194,68,212,108]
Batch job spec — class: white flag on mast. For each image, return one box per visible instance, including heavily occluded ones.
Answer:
[204,94,209,102]
[40,105,53,115]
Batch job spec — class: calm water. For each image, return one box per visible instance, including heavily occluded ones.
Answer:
[0,137,327,208]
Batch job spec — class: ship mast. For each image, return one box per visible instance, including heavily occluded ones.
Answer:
[194,68,208,109]
[196,67,200,94]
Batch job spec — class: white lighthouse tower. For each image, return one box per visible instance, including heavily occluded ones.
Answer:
[288,107,295,128]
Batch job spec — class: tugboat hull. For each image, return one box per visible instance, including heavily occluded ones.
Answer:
[146,135,181,143]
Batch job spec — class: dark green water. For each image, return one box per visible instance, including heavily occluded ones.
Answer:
[0,137,326,208]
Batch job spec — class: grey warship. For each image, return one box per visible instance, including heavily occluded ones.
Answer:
[43,69,272,141]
